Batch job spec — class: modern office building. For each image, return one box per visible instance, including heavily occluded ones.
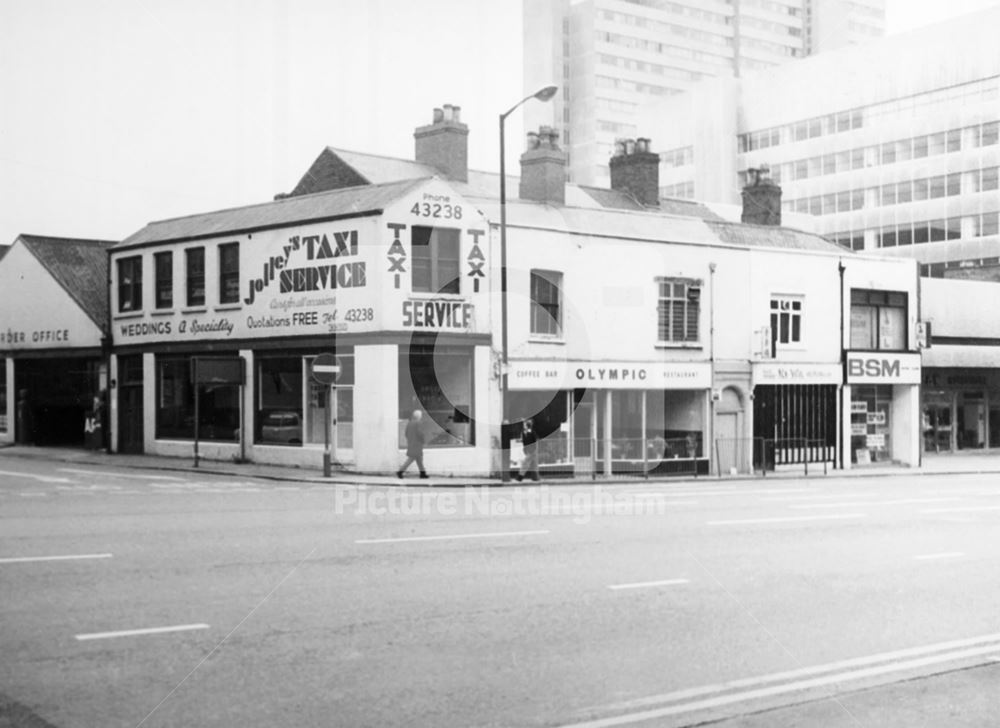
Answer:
[522,0,886,186]
[644,6,999,276]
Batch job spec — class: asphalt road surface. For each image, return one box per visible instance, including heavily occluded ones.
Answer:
[3,455,1000,727]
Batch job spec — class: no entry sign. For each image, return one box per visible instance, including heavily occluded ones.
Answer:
[311,353,341,385]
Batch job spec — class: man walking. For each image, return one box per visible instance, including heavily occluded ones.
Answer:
[397,410,428,479]
[515,418,540,482]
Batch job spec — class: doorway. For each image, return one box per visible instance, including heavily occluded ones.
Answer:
[117,355,144,454]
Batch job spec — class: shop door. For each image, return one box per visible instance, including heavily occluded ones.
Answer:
[958,393,986,450]
[117,356,144,454]
[922,394,953,453]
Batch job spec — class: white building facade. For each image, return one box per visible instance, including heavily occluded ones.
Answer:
[523,0,886,187]
[643,6,999,275]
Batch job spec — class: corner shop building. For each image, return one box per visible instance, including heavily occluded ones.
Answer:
[108,178,497,474]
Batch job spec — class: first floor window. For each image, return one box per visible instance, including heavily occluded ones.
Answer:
[770,295,803,346]
[657,278,700,343]
[154,251,173,309]
[530,270,562,336]
[398,345,474,448]
[156,354,239,441]
[412,226,460,294]
[186,247,205,307]
[219,242,239,304]
[117,256,142,312]
[850,289,907,350]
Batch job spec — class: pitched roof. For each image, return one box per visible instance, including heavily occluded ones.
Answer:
[0,246,9,263]
[119,178,428,248]
[705,221,849,254]
[18,235,115,328]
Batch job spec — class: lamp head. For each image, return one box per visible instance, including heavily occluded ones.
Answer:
[534,85,558,102]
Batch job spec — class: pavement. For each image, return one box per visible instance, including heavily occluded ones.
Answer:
[3,442,1000,487]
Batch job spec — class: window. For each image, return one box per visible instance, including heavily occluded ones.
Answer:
[977,212,999,237]
[186,247,205,307]
[980,167,999,192]
[412,226,460,294]
[850,290,907,350]
[947,129,962,152]
[657,278,700,343]
[947,173,961,196]
[881,184,896,205]
[156,354,240,440]
[117,256,142,312]
[914,222,929,244]
[770,296,803,346]
[929,175,945,199]
[530,270,562,336]
[879,227,896,248]
[913,179,929,201]
[897,181,912,203]
[154,252,172,309]
[398,345,474,448]
[218,243,239,304]
[897,225,913,246]
[980,121,999,147]
[947,217,962,240]
[930,219,947,242]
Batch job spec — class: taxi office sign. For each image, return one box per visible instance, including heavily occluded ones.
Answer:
[844,352,920,385]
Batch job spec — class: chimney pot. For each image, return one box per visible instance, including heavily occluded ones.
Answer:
[741,166,782,225]
[609,135,659,207]
[452,105,461,123]
[519,125,566,205]
[414,104,469,182]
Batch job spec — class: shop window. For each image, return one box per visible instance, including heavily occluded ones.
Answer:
[219,243,239,304]
[156,354,239,441]
[256,356,303,446]
[154,252,172,309]
[850,289,907,350]
[186,247,205,307]
[770,295,803,346]
[851,386,893,464]
[657,278,700,344]
[412,226,460,294]
[644,390,705,465]
[398,345,474,448]
[530,270,562,337]
[117,256,142,313]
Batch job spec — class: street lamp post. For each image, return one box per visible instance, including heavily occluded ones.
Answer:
[498,85,558,482]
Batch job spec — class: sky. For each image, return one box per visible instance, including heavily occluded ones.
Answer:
[1,0,998,249]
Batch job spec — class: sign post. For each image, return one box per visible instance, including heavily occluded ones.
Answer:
[311,353,341,477]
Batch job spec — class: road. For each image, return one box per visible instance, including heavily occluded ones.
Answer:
[3,454,1000,727]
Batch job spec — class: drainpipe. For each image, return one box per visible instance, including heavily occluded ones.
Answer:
[838,259,846,470]
[709,262,717,477]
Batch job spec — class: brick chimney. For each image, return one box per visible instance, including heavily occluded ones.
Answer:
[609,137,660,207]
[519,126,566,205]
[741,165,782,225]
[414,104,469,182]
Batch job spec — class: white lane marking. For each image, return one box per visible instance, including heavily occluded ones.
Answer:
[58,468,185,481]
[18,492,48,497]
[629,489,809,498]
[0,470,71,483]
[790,498,956,509]
[356,529,550,544]
[75,623,209,641]
[707,513,866,526]
[763,492,877,502]
[561,643,1000,728]
[578,630,1000,716]
[922,505,1000,514]
[0,553,112,564]
[914,552,965,561]
[608,579,689,591]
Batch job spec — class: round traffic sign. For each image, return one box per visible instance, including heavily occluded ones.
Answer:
[311,353,341,384]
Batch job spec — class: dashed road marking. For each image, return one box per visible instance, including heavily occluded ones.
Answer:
[608,579,689,591]
[914,551,965,561]
[356,529,550,545]
[0,553,112,565]
[707,513,866,526]
[58,468,185,481]
[75,623,209,641]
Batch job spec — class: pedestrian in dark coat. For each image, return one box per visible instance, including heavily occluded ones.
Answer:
[515,418,540,482]
[397,410,428,479]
